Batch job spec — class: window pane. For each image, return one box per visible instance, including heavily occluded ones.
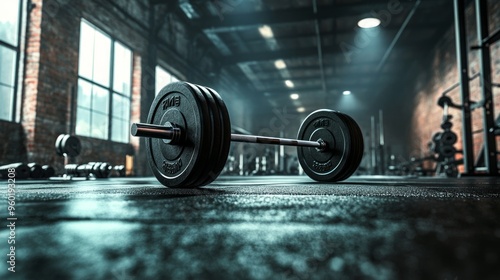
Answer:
[113,42,132,95]
[0,0,20,46]
[77,79,92,109]
[75,107,91,137]
[92,29,111,86]
[91,112,108,139]
[0,85,14,121]
[123,98,130,120]
[78,21,95,81]
[121,119,129,142]
[0,46,16,86]
[112,93,130,119]
[92,85,109,114]
[112,93,122,117]
[155,66,171,95]
[112,118,128,143]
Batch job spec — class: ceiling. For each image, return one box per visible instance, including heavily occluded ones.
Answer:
[172,0,457,149]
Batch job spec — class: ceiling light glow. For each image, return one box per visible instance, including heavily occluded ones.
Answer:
[297,107,305,113]
[343,90,352,95]
[357,18,381,29]
[285,80,294,88]
[258,25,274,38]
[274,59,286,69]
[290,93,299,100]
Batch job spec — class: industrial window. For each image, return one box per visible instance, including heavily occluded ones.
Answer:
[155,65,179,95]
[76,20,132,143]
[0,0,23,121]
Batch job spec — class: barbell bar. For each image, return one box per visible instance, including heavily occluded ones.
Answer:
[131,123,328,150]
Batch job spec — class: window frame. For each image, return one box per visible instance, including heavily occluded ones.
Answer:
[0,0,24,122]
[76,19,132,143]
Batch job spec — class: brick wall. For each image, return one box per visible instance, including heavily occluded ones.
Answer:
[410,0,500,171]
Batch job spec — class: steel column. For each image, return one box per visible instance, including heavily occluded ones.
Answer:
[454,0,474,174]
[475,0,498,175]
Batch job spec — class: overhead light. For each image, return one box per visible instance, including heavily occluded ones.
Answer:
[258,25,274,38]
[357,17,381,29]
[290,93,299,100]
[285,80,294,88]
[297,107,305,113]
[342,90,352,95]
[274,59,286,69]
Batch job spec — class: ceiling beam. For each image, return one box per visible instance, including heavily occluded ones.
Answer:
[223,41,422,65]
[192,1,415,32]
[239,62,403,77]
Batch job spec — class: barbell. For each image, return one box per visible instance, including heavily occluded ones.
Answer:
[131,82,364,188]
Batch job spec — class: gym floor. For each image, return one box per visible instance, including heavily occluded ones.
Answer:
[1,176,499,279]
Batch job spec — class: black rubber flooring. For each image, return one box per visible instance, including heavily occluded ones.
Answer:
[1,175,500,279]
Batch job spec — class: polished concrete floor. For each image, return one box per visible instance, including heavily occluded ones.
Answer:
[1,175,500,279]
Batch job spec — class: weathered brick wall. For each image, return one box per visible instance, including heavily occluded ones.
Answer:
[410,0,500,171]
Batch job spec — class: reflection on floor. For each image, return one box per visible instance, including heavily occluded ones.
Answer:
[1,175,499,279]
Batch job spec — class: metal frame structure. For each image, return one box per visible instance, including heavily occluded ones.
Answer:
[454,0,499,175]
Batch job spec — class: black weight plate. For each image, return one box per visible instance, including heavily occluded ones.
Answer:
[193,85,223,187]
[100,162,112,178]
[334,112,364,181]
[344,114,364,179]
[440,131,457,145]
[439,145,456,158]
[88,162,101,178]
[27,163,43,179]
[441,122,452,130]
[42,165,55,178]
[201,86,231,186]
[297,109,354,182]
[437,96,452,108]
[146,82,211,188]
[61,135,81,157]
[331,112,362,181]
[55,134,65,156]
[206,86,231,181]
[186,83,220,187]
[345,113,364,178]
[181,83,214,188]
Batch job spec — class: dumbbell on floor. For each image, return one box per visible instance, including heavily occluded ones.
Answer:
[0,163,55,179]
[65,162,112,178]
[0,163,30,179]
[131,82,364,188]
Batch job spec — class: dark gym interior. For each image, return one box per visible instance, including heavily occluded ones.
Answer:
[1,0,500,279]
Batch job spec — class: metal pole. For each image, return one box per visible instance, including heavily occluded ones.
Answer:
[131,122,327,150]
[231,134,324,149]
[475,0,498,175]
[371,115,377,174]
[454,0,474,174]
[379,110,385,175]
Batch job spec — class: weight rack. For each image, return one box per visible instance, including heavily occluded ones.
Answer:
[454,0,500,176]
